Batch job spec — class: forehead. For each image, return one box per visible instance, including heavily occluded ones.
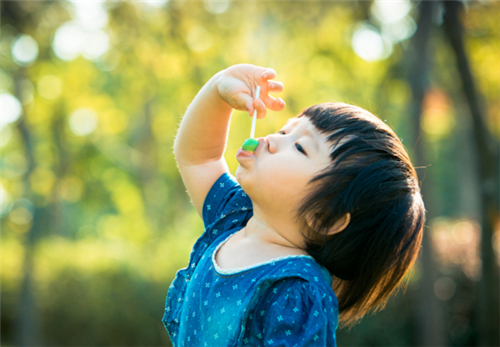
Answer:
[285,116,323,139]
[285,117,301,126]
[284,116,334,158]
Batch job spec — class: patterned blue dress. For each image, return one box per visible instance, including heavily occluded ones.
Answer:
[162,173,339,346]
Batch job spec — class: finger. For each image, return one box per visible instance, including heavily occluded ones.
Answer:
[261,68,277,81]
[272,97,286,111]
[267,81,284,93]
[261,94,285,112]
[233,92,255,115]
[254,99,267,119]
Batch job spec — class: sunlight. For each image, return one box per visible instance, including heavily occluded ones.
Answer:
[52,21,110,62]
[81,30,110,61]
[11,34,39,65]
[70,0,108,30]
[1,93,22,129]
[204,0,232,14]
[69,108,98,136]
[351,23,392,61]
[371,0,412,24]
[52,22,83,61]
[381,16,417,43]
[141,0,169,8]
[0,182,10,217]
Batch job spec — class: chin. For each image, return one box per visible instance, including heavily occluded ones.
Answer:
[235,166,256,196]
[235,165,246,185]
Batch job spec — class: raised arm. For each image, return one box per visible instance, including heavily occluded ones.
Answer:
[173,64,284,217]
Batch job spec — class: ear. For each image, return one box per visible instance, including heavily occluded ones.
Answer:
[306,213,351,236]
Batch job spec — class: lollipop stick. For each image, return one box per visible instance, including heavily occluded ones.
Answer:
[250,86,261,139]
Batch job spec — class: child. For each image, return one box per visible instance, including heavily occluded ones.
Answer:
[162,64,425,346]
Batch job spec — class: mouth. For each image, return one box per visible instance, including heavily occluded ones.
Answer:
[236,138,266,159]
[236,148,255,158]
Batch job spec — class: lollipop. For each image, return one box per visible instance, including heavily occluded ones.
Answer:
[241,86,261,153]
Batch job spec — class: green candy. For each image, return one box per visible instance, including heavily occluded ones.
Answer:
[242,138,259,152]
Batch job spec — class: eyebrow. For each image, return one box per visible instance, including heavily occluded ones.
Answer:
[285,118,320,153]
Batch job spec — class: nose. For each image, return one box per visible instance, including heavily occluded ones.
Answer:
[264,134,279,154]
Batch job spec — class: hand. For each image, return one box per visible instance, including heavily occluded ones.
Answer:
[214,64,285,119]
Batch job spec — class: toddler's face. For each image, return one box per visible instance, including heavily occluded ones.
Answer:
[235,116,333,217]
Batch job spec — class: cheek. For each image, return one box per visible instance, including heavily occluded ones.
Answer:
[255,160,312,204]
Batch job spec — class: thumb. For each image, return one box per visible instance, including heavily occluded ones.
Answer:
[233,92,255,115]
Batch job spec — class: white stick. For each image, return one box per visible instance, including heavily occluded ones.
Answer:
[250,86,261,139]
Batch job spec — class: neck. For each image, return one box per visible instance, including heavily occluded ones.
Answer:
[241,205,306,252]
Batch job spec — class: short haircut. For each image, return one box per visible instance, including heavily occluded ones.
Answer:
[295,102,425,329]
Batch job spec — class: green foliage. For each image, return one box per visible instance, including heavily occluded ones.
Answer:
[1,0,498,345]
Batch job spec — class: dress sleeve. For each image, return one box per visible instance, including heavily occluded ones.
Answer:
[199,172,252,243]
[242,278,337,347]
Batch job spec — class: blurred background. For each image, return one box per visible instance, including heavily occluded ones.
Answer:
[1,0,499,346]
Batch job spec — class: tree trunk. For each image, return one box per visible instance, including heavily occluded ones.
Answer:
[442,2,500,345]
[50,102,69,236]
[15,73,43,346]
[406,1,446,346]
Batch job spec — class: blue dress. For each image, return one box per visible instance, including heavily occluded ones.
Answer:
[162,173,339,346]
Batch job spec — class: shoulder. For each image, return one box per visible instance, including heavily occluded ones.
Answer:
[242,273,339,347]
[261,257,335,296]
[259,276,338,315]
[202,172,252,228]
[251,258,339,318]
[196,172,253,250]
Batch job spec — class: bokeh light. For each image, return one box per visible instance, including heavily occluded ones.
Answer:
[351,23,392,61]
[0,182,10,216]
[421,88,455,139]
[187,26,212,52]
[0,70,13,92]
[52,22,83,61]
[9,198,35,226]
[371,0,412,24]
[80,30,110,61]
[1,1,498,345]
[0,125,12,147]
[204,0,232,14]
[52,22,110,62]
[29,167,56,196]
[19,79,34,105]
[430,218,482,281]
[434,276,457,301]
[381,16,417,43]
[53,0,110,62]
[11,34,39,65]
[2,150,28,179]
[1,93,22,128]
[70,0,108,30]
[59,176,85,203]
[140,0,169,8]
[95,51,122,72]
[69,108,98,136]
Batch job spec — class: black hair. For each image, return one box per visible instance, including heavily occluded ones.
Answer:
[296,102,425,329]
